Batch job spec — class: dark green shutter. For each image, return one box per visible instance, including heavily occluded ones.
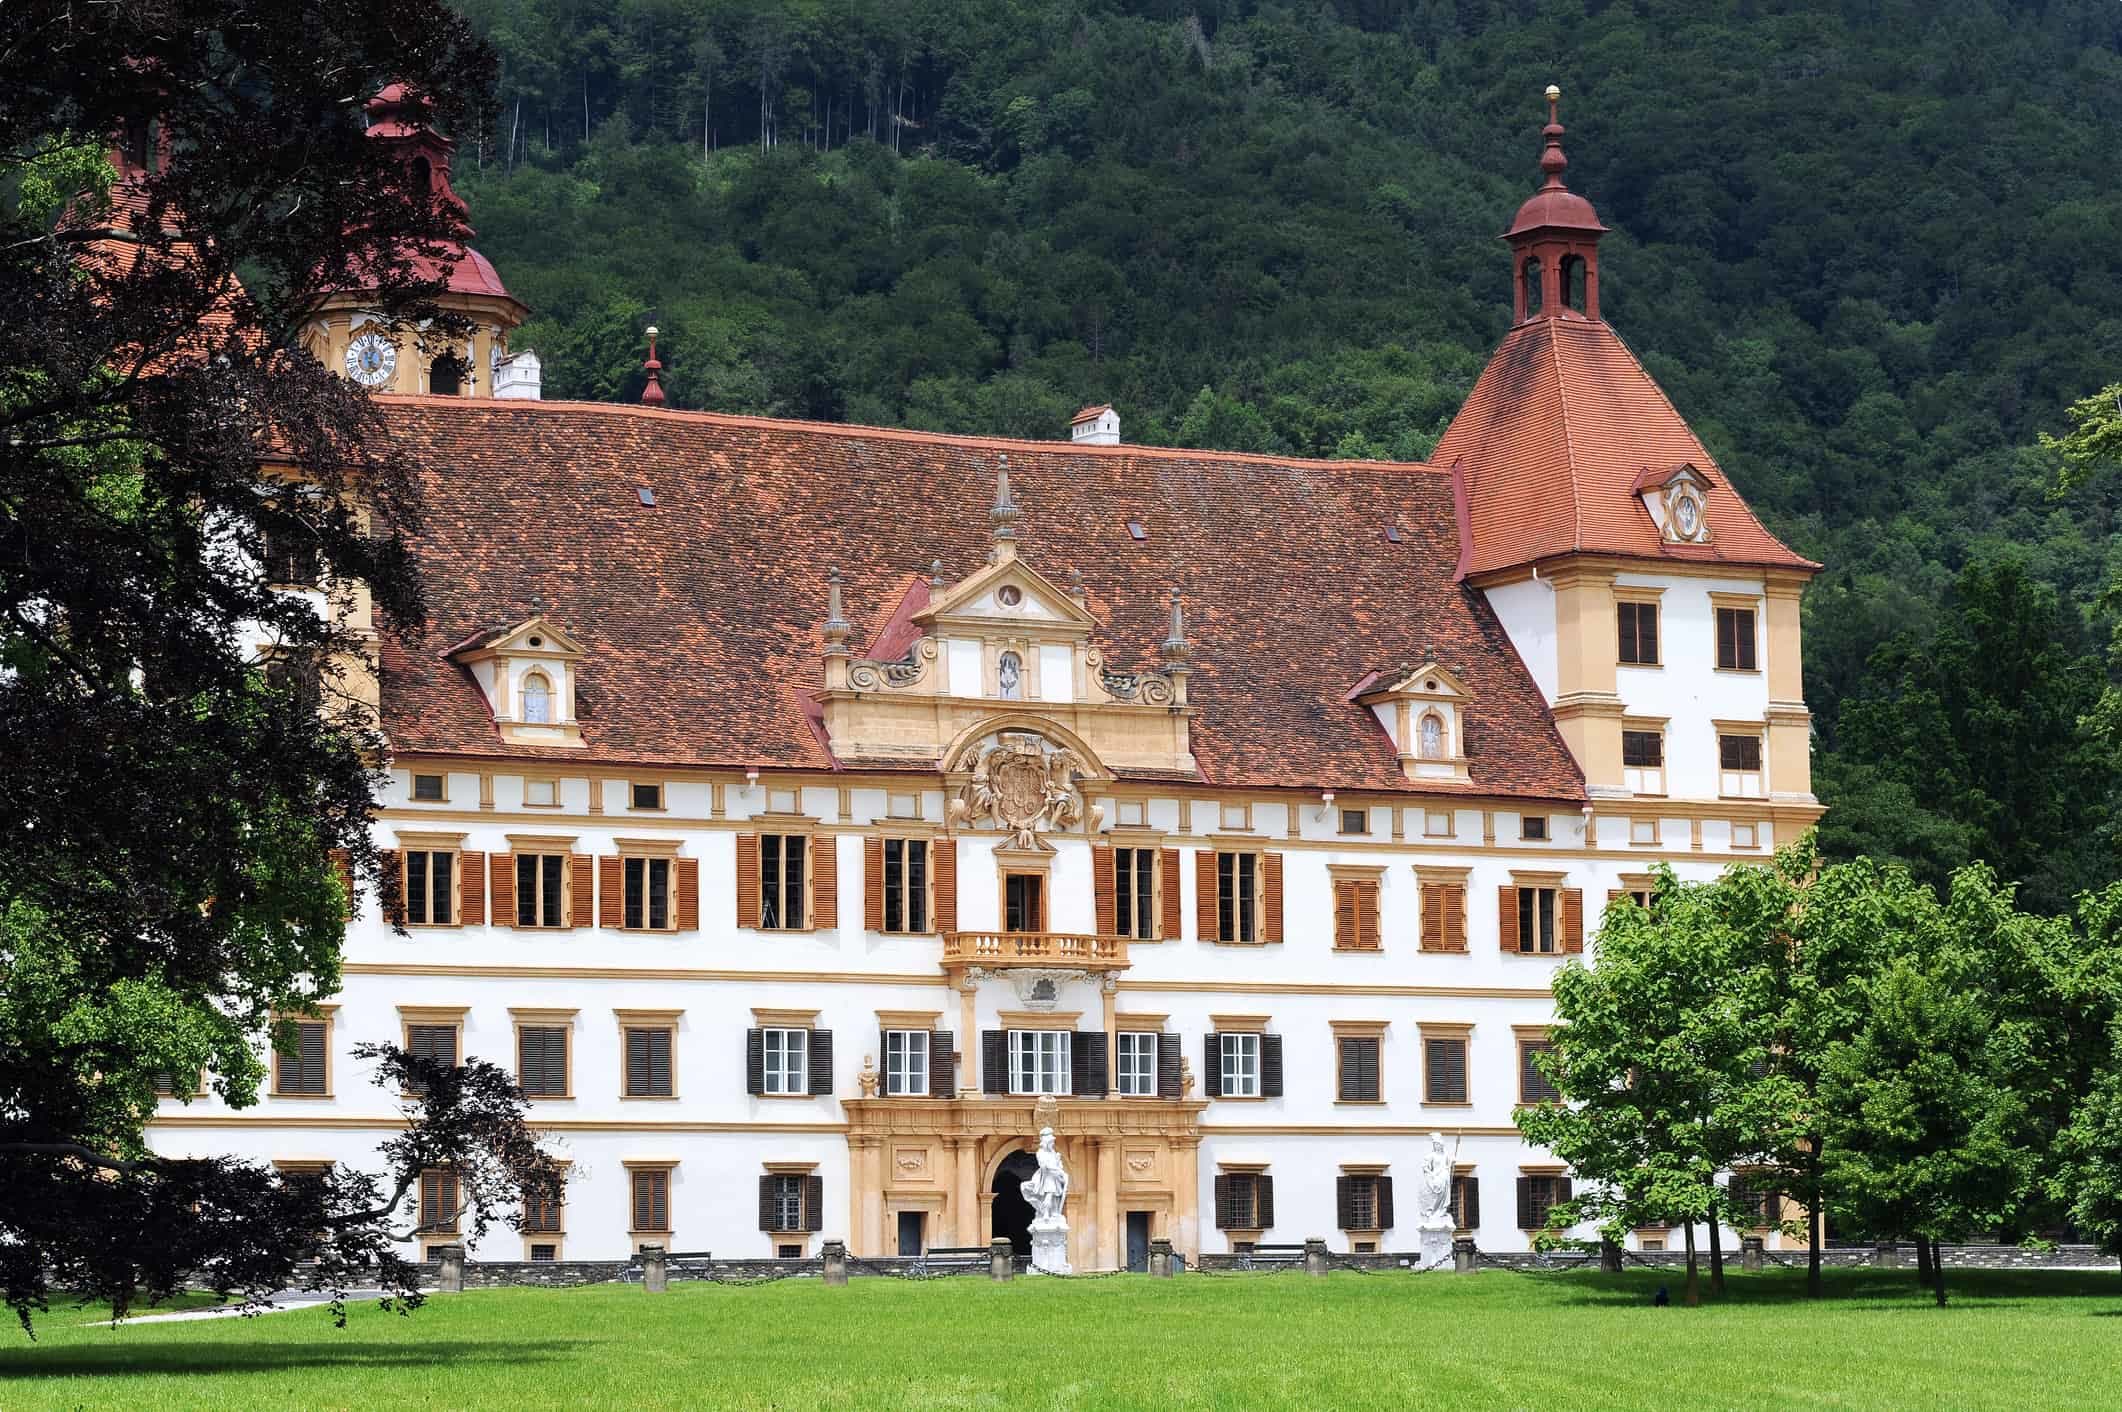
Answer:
[807,1029,833,1096]
[1156,1035,1182,1098]
[804,1174,824,1232]
[1071,1032,1108,1098]
[1213,1173,1233,1230]
[1335,1174,1354,1229]
[1261,1033,1283,1098]
[929,1031,956,1098]
[1515,1176,1536,1229]
[758,1175,776,1231]
[1377,1175,1395,1230]
[1256,1175,1275,1229]
[982,1030,1008,1094]
[746,1028,766,1096]
[1202,1033,1222,1099]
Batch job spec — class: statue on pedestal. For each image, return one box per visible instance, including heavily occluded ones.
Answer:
[1417,1131,1459,1268]
[1021,1126,1073,1274]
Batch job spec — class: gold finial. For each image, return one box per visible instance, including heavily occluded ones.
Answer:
[1545,84,1561,123]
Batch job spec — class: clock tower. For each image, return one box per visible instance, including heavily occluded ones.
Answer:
[304,85,538,399]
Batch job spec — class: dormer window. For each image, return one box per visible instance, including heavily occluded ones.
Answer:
[1357,662,1474,785]
[522,672,553,724]
[1638,465,1713,546]
[1418,712,1445,759]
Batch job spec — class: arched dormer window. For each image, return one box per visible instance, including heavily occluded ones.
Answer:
[1521,258,1543,319]
[997,651,1023,701]
[1418,711,1446,759]
[1560,255,1587,314]
[430,352,466,396]
[522,671,553,724]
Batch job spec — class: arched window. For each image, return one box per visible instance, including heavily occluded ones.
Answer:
[410,155,433,195]
[1560,255,1586,313]
[1521,258,1543,318]
[522,671,553,724]
[997,651,1023,701]
[1419,712,1446,759]
[429,352,466,397]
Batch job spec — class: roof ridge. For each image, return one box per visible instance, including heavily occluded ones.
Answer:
[1547,320,1586,553]
[373,395,1445,475]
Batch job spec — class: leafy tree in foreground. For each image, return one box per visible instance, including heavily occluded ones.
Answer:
[0,1,561,1331]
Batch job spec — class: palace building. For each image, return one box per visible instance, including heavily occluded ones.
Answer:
[149,89,1821,1268]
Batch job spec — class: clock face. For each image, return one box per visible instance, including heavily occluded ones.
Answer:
[345,331,398,388]
[1673,494,1701,537]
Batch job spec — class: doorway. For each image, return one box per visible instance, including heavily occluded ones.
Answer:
[1126,1211,1152,1272]
[896,1210,925,1256]
[992,1151,1037,1256]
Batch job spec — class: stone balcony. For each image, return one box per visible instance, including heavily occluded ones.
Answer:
[941,930,1130,972]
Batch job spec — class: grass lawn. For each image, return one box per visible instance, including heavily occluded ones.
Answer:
[3,1267,2119,1411]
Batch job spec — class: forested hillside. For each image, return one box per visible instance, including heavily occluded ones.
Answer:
[447,0,2122,908]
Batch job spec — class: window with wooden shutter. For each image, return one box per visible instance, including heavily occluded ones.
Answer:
[870,836,931,934]
[598,855,622,928]
[1337,1036,1381,1102]
[1262,852,1284,942]
[1214,1171,1271,1230]
[568,852,593,927]
[512,853,569,928]
[1420,879,1468,953]
[755,1026,812,1095]
[1715,605,1758,671]
[622,856,674,930]
[1331,874,1381,951]
[1516,1173,1570,1230]
[883,1029,929,1097]
[929,1031,957,1098]
[524,1190,563,1235]
[759,1173,807,1232]
[933,837,957,932]
[1261,1033,1284,1098]
[804,1173,825,1233]
[1617,598,1660,665]
[1092,843,1117,936]
[675,857,700,930]
[1115,1032,1158,1097]
[1424,1035,1470,1104]
[516,1024,569,1098]
[273,1019,329,1096]
[1726,1173,1778,1229]
[1561,888,1584,953]
[631,1168,671,1233]
[624,1026,674,1098]
[1451,1173,1481,1231]
[1506,884,1560,954]
[981,1029,1008,1095]
[403,1022,458,1095]
[758,834,809,930]
[806,1029,834,1097]
[1209,852,1263,943]
[459,850,486,925]
[1519,1037,1560,1104]
[418,1168,459,1233]
[1339,1174,1386,1230]
[1156,1034,1183,1098]
[1158,848,1182,940]
[735,833,762,927]
[400,849,457,926]
[1069,1032,1108,1098]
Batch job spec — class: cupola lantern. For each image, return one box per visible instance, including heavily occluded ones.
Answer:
[1503,85,1608,324]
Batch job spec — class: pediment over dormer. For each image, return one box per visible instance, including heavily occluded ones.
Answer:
[1634,462,1713,547]
[446,613,586,748]
[917,557,1099,634]
[1355,660,1475,783]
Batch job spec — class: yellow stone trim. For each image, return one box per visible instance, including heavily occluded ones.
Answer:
[1327,1019,1390,1036]
[612,835,683,856]
[1413,864,1473,884]
[1338,1162,1390,1176]
[502,833,580,850]
[751,1007,821,1028]
[875,1009,943,1029]
[762,1160,819,1175]
[396,1005,468,1023]
[507,1007,579,1022]
[392,830,467,848]
[1416,1021,1474,1036]
[152,1115,848,1133]
[1208,1014,1271,1033]
[1111,1012,1169,1031]
[997,1009,1082,1029]
[1508,870,1567,886]
[613,1008,684,1024]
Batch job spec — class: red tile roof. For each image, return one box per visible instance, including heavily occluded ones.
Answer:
[1433,318,1818,579]
[373,399,1586,801]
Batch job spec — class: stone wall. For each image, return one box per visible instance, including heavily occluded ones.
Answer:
[458,1260,634,1289]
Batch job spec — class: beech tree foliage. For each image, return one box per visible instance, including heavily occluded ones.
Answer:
[0,1,560,1331]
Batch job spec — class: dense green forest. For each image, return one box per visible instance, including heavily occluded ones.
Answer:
[445,0,2122,909]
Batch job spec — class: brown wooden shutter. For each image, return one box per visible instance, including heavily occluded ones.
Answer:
[758,1175,776,1231]
[1419,883,1442,951]
[1340,1036,1379,1101]
[1202,1033,1222,1098]
[933,837,957,933]
[1256,1175,1275,1229]
[1377,1175,1396,1230]
[1262,852,1284,942]
[1196,852,1219,943]
[600,855,622,928]
[1608,888,1624,905]
[864,837,885,930]
[1499,885,1518,952]
[810,836,837,931]
[1333,879,1356,950]
[1092,843,1116,935]
[460,851,485,926]
[1261,1033,1284,1098]
[1335,1174,1354,1229]
[633,1170,668,1233]
[1562,888,1585,953]
[807,1029,834,1096]
[929,1031,957,1098]
[378,849,403,925]
[1213,1173,1234,1229]
[1444,884,1467,951]
[1158,848,1182,940]
[745,1028,765,1096]
[568,853,593,928]
[804,1173,825,1232]
[1363,881,1381,950]
[735,833,761,927]
[981,1030,1008,1094]
[491,853,514,928]
[674,857,700,931]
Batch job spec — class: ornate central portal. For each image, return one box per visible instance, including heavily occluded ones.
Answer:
[842,1094,1207,1270]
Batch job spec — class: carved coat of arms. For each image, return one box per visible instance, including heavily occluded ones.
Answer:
[958,732,1084,849]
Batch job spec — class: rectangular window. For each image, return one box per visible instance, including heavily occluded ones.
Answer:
[1114,847,1156,940]
[1339,808,1369,836]
[524,1191,564,1235]
[513,853,566,928]
[273,1020,329,1096]
[631,1169,670,1233]
[1450,1173,1480,1231]
[629,782,663,810]
[623,856,672,930]
[1218,802,1249,831]
[1622,729,1665,795]
[1521,815,1548,842]
[404,1021,459,1096]
[418,1168,459,1233]
[1517,887,1558,954]
[1344,1174,1380,1229]
[1008,1030,1071,1096]
[525,777,559,806]
[529,1243,558,1262]
[1716,606,1759,671]
[1732,821,1760,849]
[1424,1036,1469,1104]
[1337,1036,1381,1102]
[763,1027,810,1096]
[881,838,930,934]
[759,835,808,930]
[1629,818,1659,845]
[402,849,456,926]
[883,1029,929,1097]
[516,1024,569,1098]
[262,528,320,587]
[1424,811,1452,838]
[1617,600,1660,665]
[1216,852,1258,943]
[1004,873,1045,932]
[1116,1032,1158,1097]
[1518,1173,1569,1230]
[1519,1038,1560,1103]
[623,1026,674,1097]
[1216,1172,1266,1229]
[770,1174,806,1232]
[1220,1032,1261,1099]
[1719,733,1765,797]
[411,772,445,802]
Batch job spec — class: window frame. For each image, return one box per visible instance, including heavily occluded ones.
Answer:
[514,851,570,929]
[400,846,459,927]
[1338,807,1370,836]
[757,831,811,931]
[882,1028,930,1097]
[628,781,665,811]
[1616,595,1662,667]
[1115,1030,1158,1098]
[1214,849,1261,944]
[399,1009,465,1096]
[879,835,933,935]
[1219,1031,1262,1099]
[1420,1024,1472,1106]
[1717,727,1767,798]
[270,1010,335,1098]
[1217,1169,1267,1231]
[1517,885,1559,954]
[1113,844,1158,941]
[511,1010,576,1100]
[1333,1027,1385,1104]
[1518,1031,1561,1104]
[1008,1029,1072,1096]
[1002,870,1047,933]
[1714,603,1761,673]
[627,1164,674,1237]
[1621,723,1666,797]
[1520,814,1549,842]
[520,670,555,724]
[761,1026,812,1096]
[617,1012,680,1100]
[622,853,676,932]
[410,772,447,803]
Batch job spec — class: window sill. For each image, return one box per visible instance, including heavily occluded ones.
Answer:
[1420,1100,1474,1109]
[1205,939,1274,948]
[1712,667,1762,677]
[521,1093,575,1102]
[1618,661,1663,670]
[270,1092,334,1101]
[1211,1094,1267,1103]
[1331,945,1384,954]
[1333,1099,1386,1107]
[618,927,684,935]
[757,1091,822,1101]
[620,1093,680,1102]
[1416,944,1470,955]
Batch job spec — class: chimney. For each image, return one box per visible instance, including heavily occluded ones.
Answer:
[1069,404,1120,446]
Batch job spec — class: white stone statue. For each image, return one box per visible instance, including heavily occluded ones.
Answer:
[1021,1126,1073,1274]
[1417,1131,1458,1268]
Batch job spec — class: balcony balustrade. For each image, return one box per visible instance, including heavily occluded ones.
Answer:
[941,931,1130,971]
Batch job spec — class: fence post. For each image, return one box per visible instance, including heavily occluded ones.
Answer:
[822,1239,849,1287]
[1741,1236,1764,1273]
[989,1238,1015,1282]
[1452,1237,1477,1274]
[1303,1237,1330,1277]
[1148,1237,1175,1278]
[1600,1238,1623,1273]
[639,1243,668,1293]
[435,1243,465,1294]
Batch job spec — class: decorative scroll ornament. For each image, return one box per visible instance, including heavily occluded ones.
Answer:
[958,731,1085,849]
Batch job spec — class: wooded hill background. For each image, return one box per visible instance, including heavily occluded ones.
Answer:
[445,0,2122,910]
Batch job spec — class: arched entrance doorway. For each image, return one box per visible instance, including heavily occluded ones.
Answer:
[992,1151,1037,1257]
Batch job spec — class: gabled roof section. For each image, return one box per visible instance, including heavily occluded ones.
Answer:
[446,614,585,661]
[1433,318,1818,579]
[917,555,1099,631]
[1358,661,1474,705]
